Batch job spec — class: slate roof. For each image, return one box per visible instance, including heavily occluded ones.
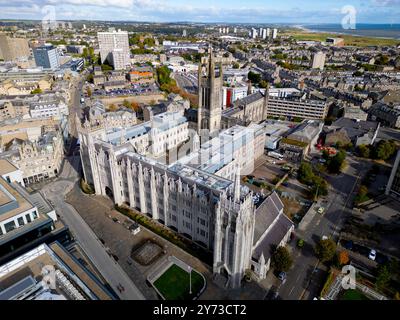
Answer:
[253,191,284,245]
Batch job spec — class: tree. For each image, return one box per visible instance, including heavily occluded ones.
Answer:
[248,71,261,84]
[108,104,118,112]
[86,87,92,97]
[327,150,346,174]
[357,144,370,158]
[259,80,269,88]
[232,62,240,69]
[372,140,397,160]
[315,238,337,263]
[338,251,349,265]
[122,99,130,108]
[376,265,391,291]
[271,246,293,272]
[101,63,113,71]
[31,88,43,94]
[310,175,328,199]
[129,101,140,112]
[298,162,314,184]
[86,73,94,83]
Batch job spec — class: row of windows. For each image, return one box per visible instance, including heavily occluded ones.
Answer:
[1,211,38,235]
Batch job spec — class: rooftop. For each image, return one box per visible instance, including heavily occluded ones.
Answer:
[0,242,114,300]
[0,159,18,176]
[0,178,33,222]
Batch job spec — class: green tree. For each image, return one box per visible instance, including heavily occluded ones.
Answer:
[248,71,261,84]
[376,265,391,291]
[310,175,328,199]
[271,246,293,272]
[86,87,92,97]
[372,140,397,160]
[298,162,314,184]
[327,150,346,174]
[315,239,337,263]
[122,99,130,108]
[31,88,43,94]
[357,144,370,158]
[232,62,240,69]
[259,80,269,88]
[86,73,94,83]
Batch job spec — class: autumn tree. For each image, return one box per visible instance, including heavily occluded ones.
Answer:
[108,104,118,112]
[338,251,349,265]
[86,87,92,97]
[122,99,130,108]
[271,246,293,272]
[129,101,140,112]
[315,238,337,263]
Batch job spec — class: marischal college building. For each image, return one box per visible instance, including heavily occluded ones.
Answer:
[78,49,294,288]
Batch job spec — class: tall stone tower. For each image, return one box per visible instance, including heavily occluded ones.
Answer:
[197,47,223,138]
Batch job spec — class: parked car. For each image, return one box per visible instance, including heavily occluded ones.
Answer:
[343,240,353,250]
[368,249,377,261]
[278,271,287,281]
[317,207,325,214]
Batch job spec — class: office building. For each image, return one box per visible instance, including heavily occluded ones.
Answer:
[97,29,130,70]
[261,28,267,39]
[272,28,278,39]
[311,51,326,70]
[0,175,69,265]
[33,45,60,71]
[251,28,257,39]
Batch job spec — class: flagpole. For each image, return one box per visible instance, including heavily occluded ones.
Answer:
[188,266,192,295]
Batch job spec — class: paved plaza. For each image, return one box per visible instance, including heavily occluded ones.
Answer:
[66,183,266,300]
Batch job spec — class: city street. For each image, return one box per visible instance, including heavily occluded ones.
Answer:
[277,156,367,300]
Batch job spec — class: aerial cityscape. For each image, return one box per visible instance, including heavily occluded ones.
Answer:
[0,0,400,305]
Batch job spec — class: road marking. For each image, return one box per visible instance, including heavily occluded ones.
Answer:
[289,286,295,296]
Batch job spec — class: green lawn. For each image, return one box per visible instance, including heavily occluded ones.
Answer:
[153,264,205,300]
[341,289,370,300]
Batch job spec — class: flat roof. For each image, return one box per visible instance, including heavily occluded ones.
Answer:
[0,242,113,300]
[0,159,18,176]
[0,178,33,222]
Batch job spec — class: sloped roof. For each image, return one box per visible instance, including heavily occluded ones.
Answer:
[253,191,284,245]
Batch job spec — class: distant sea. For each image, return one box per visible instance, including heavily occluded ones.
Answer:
[298,23,400,39]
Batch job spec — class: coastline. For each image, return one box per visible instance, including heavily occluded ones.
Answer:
[293,24,400,40]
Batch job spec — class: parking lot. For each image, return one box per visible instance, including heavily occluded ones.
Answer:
[91,83,159,97]
[246,156,311,219]
[339,239,389,267]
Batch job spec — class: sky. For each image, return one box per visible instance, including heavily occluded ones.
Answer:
[0,0,399,24]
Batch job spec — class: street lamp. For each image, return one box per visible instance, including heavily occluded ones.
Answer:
[188,265,192,295]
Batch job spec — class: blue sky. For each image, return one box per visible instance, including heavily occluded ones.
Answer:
[0,0,399,23]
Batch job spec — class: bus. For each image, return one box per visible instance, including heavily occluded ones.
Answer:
[267,151,284,160]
